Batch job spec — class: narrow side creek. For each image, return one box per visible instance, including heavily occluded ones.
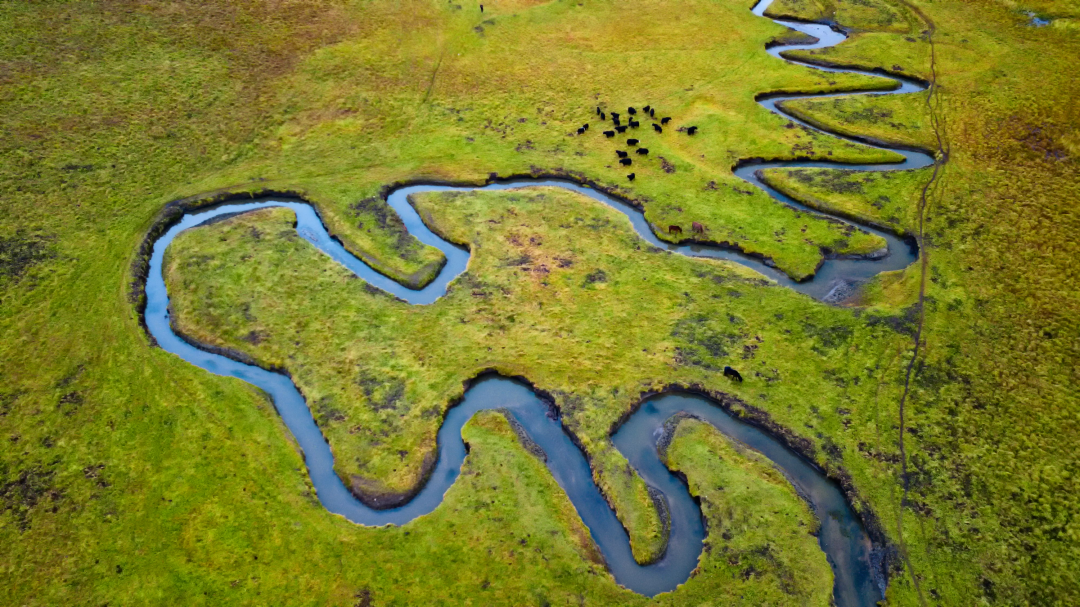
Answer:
[738,0,934,301]
[141,0,927,603]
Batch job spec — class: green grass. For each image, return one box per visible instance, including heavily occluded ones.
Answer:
[162,187,916,568]
[760,167,929,236]
[757,166,931,308]
[758,0,1080,603]
[2,0,1080,604]
[170,0,907,282]
[779,93,938,152]
[765,0,918,32]
[663,417,833,605]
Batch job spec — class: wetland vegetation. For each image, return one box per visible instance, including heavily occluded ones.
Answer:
[1,0,1077,604]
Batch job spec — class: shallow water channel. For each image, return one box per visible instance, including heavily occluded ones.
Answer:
[142,0,932,603]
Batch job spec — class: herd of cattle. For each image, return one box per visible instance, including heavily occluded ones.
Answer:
[574,105,705,238]
[576,105,698,183]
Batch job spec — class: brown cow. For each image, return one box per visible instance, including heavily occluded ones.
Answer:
[668,225,683,235]
[692,221,705,235]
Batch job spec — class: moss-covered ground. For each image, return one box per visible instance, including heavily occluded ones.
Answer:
[2,0,1079,604]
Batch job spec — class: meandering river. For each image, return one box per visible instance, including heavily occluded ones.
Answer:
[142,0,932,603]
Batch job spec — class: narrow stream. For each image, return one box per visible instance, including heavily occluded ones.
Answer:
[141,0,929,603]
[739,0,933,301]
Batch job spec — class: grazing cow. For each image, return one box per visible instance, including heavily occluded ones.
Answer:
[627,138,639,146]
[628,107,637,115]
[723,366,743,382]
[620,157,632,166]
[611,112,620,121]
[636,148,649,155]
[649,108,655,117]
[603,130,615,138]
[613,117,621,126]
[692,221,705,235]
[600,111,606,120]
[616,125,628,133]
[652,124,662,133]
[687,126,698,135]
[596,106,602,116]
[576,127,585,135]
[629,120,640,128]
[582,123,589,130]
[661,117,671,124]
[668,225,683,235]
[627,172,636,181]
[643,105,651,112]
[616,150,628,158]
[480,4,484,11]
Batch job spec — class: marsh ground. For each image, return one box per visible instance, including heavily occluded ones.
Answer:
[1,0,1078,605]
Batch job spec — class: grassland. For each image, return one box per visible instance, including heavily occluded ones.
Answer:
[779,93,937,152]
[761,167,929,236]
[148,0,908,284]
[765,0,919,33]
[758,0,1080,603]
[163,190,919,567]
[662,417,833,604]
[2,0,1079,604]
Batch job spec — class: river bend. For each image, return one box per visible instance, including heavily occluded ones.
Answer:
[142,0,929,603]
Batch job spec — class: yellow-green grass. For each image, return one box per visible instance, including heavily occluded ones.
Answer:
[758,167,930,309]
[765,0,934,83]
[169,0,909,283]
[663,417,833,605]
[779,92,938,152]
[0,0,908,599]
[760,166,929,236]
[163,188,916,566]
[765,0,919,33]
[3,0,1080,603]
[783,31,933,83]
[758,0,1080,603]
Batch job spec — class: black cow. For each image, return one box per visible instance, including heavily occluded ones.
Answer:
[600,111,606,120]
[613,117,621,126]
[629,120,640,128]
[661,117,671,124]
[576,127,585,135]
[636,148,649,155]
[603,130,615,137]
[723,366,743,382]
[616,125,628,133]
[687,126,698,135]
[628,107,637,115]
[627,172,636,181]
[652,124,662,133]
[627,138,639,146]
[596,106,601,116]
[619,157,632,166]
[649,108,655,117]
[610,112,620,121]
[582,123,589,131]
[643,105,651,112]
[616,150,628,158]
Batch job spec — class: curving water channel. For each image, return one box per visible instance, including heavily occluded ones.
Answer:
[142,0,933,603]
